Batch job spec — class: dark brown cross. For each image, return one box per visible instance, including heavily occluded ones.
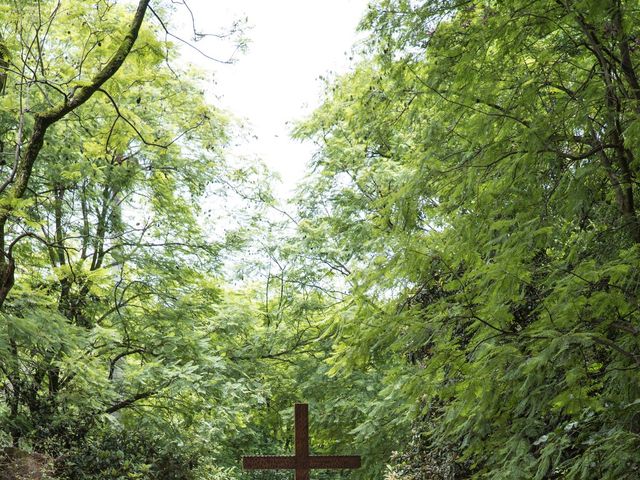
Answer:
[242,403,361,480]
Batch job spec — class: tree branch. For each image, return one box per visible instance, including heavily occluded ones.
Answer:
[104,387,161,414]
[2,0,150,211]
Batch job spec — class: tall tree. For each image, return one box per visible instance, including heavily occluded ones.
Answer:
[0,0,150,306]
[0,2,262,477]
[294,0,640,478]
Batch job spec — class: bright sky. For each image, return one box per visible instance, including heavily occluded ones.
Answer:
[174,0,370,197]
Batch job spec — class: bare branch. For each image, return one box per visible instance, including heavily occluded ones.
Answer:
[148,5,234,64]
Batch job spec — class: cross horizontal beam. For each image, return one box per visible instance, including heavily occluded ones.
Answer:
[310,456,361,469]
[243,455,361,470]
[243,456,296,469]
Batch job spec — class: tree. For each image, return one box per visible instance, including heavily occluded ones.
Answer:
[0,0,151,306]
[0,1,263,477]
[293,0,640,478]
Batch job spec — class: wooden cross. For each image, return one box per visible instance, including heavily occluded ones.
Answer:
[242,403,361,480]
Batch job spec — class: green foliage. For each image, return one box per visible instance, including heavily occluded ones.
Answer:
[2,1,640,479]
[291,0,640,478]
[0,1,266,478]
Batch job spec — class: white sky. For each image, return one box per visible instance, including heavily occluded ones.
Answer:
[173,0,370,197]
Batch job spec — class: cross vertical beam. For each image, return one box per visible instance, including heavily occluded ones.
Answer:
[295,403,310,480]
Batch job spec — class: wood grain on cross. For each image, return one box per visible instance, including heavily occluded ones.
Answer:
[243,403,361,480]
